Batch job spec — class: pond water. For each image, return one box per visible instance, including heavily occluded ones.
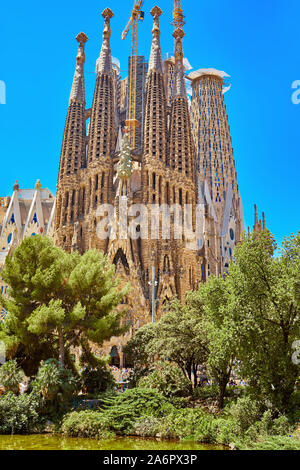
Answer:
[0,435,225,451]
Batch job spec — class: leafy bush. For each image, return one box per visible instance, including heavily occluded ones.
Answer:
[138,362,191,398]
[259,411,290,436]
[227,396,262,433]
[62,410,114,439]
[214,417,239,445]
[193,385,219,400]
[31,359,78,416]
[132,416,163,437]
[286,391,300,424]
[80,366,115,396]
[62,388,172,437]
[0,392,39,434]
[244,435,300,451]
[99,388,172,434]
[162,408,210,440]
[0,360,24,394]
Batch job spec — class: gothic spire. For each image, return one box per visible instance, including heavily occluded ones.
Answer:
[173,28,187,97]
[143,6,168,164]
[57,33,88,183]
[70,32,88,104]
[148,6,163,73]
[169,18,194,177]
[96,8,114,75]
[88,8,116,164]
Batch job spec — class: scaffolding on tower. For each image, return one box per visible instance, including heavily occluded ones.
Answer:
[121,0,145,150]
[172,0,185,31]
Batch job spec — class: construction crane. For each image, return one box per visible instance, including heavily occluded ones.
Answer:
[121,0,145,150]
[172,0,185,31]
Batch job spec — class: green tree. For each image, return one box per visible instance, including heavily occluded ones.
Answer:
[138,361,192,398]
[0,360,24,395]
[31,359,78,416]
[189,277,238,409]
[147,298,208,387]
[228,230,300,412]
[0,236,128,374]
[123,322,157,385]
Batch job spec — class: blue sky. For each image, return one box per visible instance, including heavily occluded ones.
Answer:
[0,0,299,246]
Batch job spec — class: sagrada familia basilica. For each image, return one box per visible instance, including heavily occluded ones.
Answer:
[0,3,266,360]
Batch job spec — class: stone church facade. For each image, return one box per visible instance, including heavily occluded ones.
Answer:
[53,5,245,356]
[0,5,251,363]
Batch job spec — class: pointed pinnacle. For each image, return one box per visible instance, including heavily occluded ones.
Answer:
[102,8,114,20]
[76,32,89,44]
[173,27,185,40]
[151,6,162,17]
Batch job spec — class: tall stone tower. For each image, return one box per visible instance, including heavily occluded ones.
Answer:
[55,32,88,252]
[189,69,244,276]
[85,8,116,253]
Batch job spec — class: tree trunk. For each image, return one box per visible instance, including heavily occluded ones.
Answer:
[192,364,198,388]
[58,329,65,368]
[218,380,227,410]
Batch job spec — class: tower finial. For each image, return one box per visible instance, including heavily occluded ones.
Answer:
[148,6,163,73]
[173,27,185,61]
[151,6,162,36]
[76,32,88,66]
[69,32,88,104]
[102,8,114,39]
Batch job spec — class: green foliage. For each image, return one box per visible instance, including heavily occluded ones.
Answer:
[138,362,191,398]
[80,366,115,395]
[161,408,216,442]
[227,396,262,433]
[123,323,157,386]
[243,435,300,451]
[192,385,220,400]
[126,298,208,389]
[61,410,114,439]
[198,275,238,409]
[32,359,78,416]
[0,392,39,434]
[99,388,171,434]
[0,360,24,394]
[63,388,171,438]
[131,416,163,438]
[0,236,128,374]
[228,231,300,412]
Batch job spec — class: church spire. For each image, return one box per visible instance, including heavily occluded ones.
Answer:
[143,6,168,164]
[96,8,114,75]
[57,32,88,183]
[169,8,194,177]
[148,6,163,73]
[88,8,116,164]
[173,28,186,97]
[70,32,88,104]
